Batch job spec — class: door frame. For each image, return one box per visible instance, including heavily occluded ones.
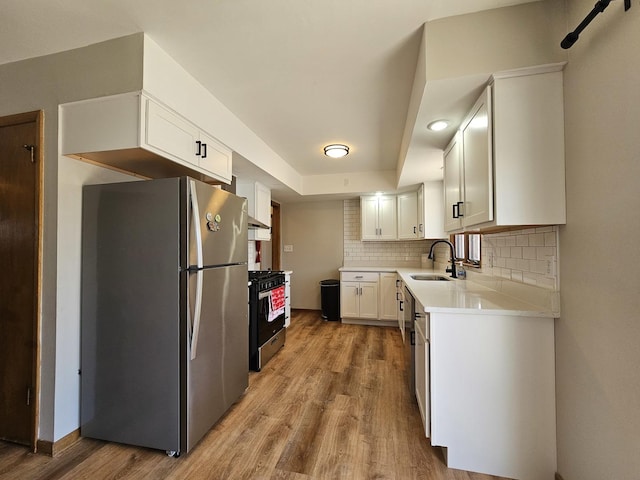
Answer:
[0,110,44,451]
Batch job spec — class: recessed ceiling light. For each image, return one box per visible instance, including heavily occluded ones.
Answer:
[427,120,449,132]
[324,144,349,158]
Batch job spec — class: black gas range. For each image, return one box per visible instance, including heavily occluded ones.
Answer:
[248,270,286,371]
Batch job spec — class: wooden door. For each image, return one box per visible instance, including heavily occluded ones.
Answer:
[0,111,42,449]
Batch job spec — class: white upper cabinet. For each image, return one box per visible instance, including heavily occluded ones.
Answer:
[443,133,463,231]
[443,64,566,232]
[236,181,271,241]
[460,86,494,228]
[418,182,447,240]
[60,91,232,184]
[361,195,397,241]
[397,191,419,240]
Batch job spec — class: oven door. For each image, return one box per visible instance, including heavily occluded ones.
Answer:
[257,288,286,346]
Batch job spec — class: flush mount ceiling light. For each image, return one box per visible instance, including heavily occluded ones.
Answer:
[427,120,449,132]
[324,144,349,158]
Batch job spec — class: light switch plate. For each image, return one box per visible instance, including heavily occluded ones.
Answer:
[283,244,293,252]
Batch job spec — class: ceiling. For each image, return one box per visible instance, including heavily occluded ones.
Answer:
[1,0,539,202]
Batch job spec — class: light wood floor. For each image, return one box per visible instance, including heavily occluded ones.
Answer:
[0,310,508,480]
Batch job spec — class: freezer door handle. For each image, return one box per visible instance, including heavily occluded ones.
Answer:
[190,180,204,360]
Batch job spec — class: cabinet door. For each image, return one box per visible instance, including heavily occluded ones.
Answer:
[340,282,360,318]
[254,182,271,227]
[443,133,462,232]
[397,192,418,240]
[377,196,397,240]
[397,281,405,341]
[361,196,379,240]
[379,273,398,321]
[417,184,425,238]
[198,131,232,183]
[284,274,291,327]
[415,322,429,437]
[145,99,199,166]
[461,86,494,228]
[358,282,379,319]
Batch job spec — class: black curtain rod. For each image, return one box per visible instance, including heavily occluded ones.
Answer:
[561,0,632,49]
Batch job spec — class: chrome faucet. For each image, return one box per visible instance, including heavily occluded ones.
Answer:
[427,240,458,279]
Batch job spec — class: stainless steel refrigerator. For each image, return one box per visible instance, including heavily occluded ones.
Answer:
[80,176,248,456]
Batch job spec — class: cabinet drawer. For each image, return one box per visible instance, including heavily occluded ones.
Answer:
[340,272,379,282]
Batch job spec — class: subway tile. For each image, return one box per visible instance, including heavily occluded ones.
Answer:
[544,232,557,246]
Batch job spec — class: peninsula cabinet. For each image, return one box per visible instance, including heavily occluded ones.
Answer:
[443,64,566,232]
[60,91,232,184]
[427,311,557,480]
[361,195,397,241]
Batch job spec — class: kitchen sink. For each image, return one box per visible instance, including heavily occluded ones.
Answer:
[410,274,452,281]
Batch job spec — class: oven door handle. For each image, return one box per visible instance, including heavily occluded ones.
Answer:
[190,179,204,360]
[258,291,271,300]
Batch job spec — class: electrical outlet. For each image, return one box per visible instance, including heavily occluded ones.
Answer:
[546,256,556,275]
[283,244,293,253]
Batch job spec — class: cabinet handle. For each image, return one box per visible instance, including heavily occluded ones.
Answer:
[413,226,417,234]
[195,140,202,156]
[359,287,362,295]
[410,330,415,346]
[452,203,459,219]
[457,201,464,217]
[355,275,363,279]
[201,143,207,159]
[399,300,404,312]
[396,279,400,287]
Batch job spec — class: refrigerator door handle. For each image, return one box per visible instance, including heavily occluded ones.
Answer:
[190,180,204,360]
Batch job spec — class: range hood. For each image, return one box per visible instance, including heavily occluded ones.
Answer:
[248,216,269,230]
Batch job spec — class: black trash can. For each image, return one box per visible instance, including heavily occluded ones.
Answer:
[320,279,340,321]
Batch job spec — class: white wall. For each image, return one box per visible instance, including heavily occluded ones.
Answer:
[0,33,144,442]
[557,1,640,478]
[281,201,343,309]
[55,158,136,438]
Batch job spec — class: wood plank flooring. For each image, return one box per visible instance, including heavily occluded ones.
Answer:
[0,310,509,480]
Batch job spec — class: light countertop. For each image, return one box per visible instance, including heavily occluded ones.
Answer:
[339,266,557,318]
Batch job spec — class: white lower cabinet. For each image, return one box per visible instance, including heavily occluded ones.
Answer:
[428,311,557,480]
[284,272,291,327]
[414,310,430,437]
[379,273,398,322]
[340,271,400,326]
[340,275,378,320]
[396,278,405,341]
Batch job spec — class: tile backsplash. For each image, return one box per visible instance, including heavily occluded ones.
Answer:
[343,198,560,292]
[343,199,436,268]
[478,226,559,290]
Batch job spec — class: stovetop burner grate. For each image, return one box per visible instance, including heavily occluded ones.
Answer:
[248,270,284,281]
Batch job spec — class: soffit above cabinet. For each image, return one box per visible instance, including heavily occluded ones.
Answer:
[397,0,568,188]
